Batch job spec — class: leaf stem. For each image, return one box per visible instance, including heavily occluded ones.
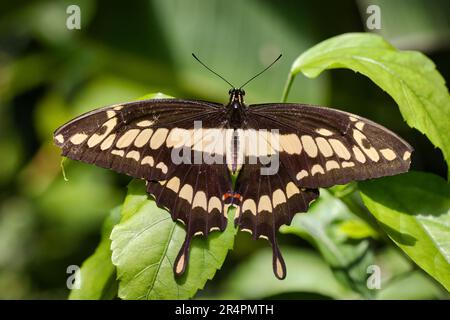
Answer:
[281,73,294,102]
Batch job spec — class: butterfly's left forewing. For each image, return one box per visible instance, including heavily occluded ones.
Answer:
[246,103,413,189]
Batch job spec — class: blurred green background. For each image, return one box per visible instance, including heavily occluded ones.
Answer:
[0,0,449,299]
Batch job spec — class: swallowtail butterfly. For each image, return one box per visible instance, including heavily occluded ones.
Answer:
[53,56,412,280]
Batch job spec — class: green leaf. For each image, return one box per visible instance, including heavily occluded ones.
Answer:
[281,190,374,296]
[110,180,237,300]
[285,33,450,176]
[222,247,354,299]
[373,247,449,300]
[69,207,121,300]
[376,271,449,300]
[338,219,379,240]
[359,171,450,291]
[137,92,173,100]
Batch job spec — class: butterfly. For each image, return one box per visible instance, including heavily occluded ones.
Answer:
[53,55,413,279]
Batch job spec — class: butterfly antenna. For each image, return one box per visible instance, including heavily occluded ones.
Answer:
[239,54,282,89]
[192,53,235,88]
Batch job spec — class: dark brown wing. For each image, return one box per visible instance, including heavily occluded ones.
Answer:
[147,160,232,276]
[53,98,233,276]
[230,102,412,278]
[53,98,225,181]
[246,103,413,188]
[232,161,319,279]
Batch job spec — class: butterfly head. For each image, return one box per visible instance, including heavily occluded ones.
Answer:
[228,88,245,106]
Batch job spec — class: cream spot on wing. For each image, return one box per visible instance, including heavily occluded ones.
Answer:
[87,117,118,148]
[136,120,154,127]
[113,105,123,111]
[116,129,140,148]
[316,137,333,157]
[380,148,397,161]
[258,130,279,153]
[259,235,269,240]
[279,134,302,155]
[192,191,207,210]
[275,257,284,279]
[301,135,318,157]
[193,128,225,153]
[150,128,169,149]
[141,156,154,166]
[106,110,116,119]
[286,182,300,198]
[352,145,366,163]
[272,189,286,208]
[156,162,168,174]
[242,199,257,216]
[342,161,355,168]
[242,129,259,157]
[329,139,351,160]
[296,170,309,180]
[311,164,325,176]
[194,231,204,236]
[166,128,187,148]
[235,206,241,219]
[208,196,222,213]
[166,177,180,193]
[403,151,411,160]
[134,129,153,148]
[241,228,253,234]
[349,116,358,122]
[353,129,379,162]
[223,204,230,218]
[210,227,220,232]
[55,134,64,144]
[179,184,193,204]
[175,254,185,274]
[207,128,228,155]
[258,195,272,213]
[126,150,140,161]
[315,128,333,136]
[355,121,365,131]
[111,149,124,157]
[255,130,276,156]
[158,180,166,186]
[70,133,88,145]
[325,160,340,171]
[100,134,116,150]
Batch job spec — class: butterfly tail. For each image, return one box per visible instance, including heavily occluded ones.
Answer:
[270,236,287,280]
[174,233,192,277]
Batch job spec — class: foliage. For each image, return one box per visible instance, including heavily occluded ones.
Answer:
[360,172,450,291]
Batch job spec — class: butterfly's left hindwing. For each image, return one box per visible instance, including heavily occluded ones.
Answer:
[232,161,319,279]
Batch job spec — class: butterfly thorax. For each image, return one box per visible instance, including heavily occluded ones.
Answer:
[226,88,247,129]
